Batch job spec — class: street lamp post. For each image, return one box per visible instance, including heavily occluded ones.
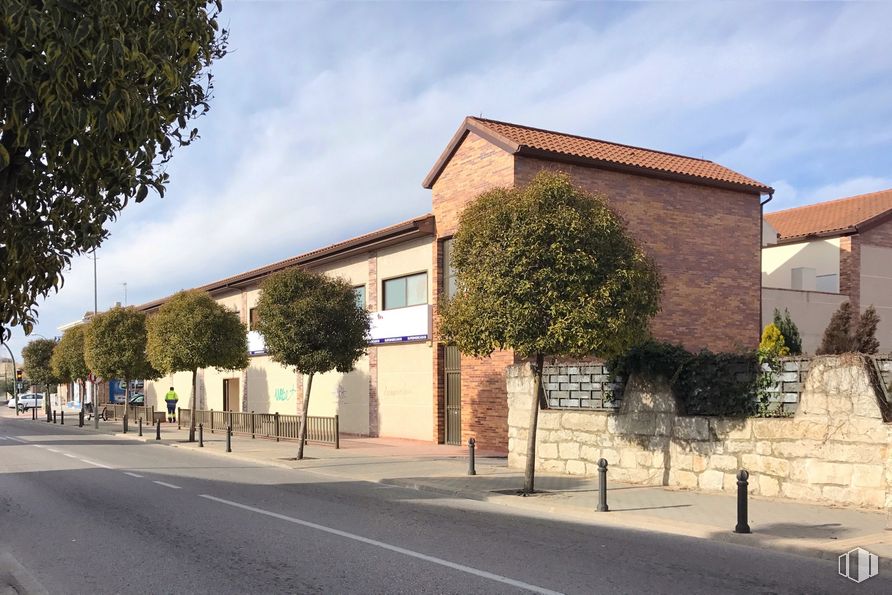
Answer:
[1,343,18,416]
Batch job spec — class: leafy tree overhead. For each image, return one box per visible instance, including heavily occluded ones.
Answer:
[440,171,662,494]
[22,337,58,415]
[0,0,228,340]
[146,290,248,439]
[773,308,802,355]
[256,268,370,460]
[51,324,90,405]
[84,306,157,417]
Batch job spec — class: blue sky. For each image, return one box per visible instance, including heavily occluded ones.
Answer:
[6,1,892,360]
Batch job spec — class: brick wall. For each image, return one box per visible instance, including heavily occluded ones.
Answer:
[514,157,763,353]
[431,132,516,452]
[839,235,861,312]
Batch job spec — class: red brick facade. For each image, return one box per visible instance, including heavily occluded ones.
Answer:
[839,235,861,313]
[429,132,764,452]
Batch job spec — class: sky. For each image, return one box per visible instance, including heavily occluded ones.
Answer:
[5,0,892,360]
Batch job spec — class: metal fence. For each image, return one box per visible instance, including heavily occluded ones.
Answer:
[178,408,339,448]
[105,403,155,422]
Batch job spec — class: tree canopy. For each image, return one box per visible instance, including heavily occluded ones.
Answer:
[0,0,228,340]
[440,171,662,493]
[84,306,157,388]
[256,268,370,459]
[440,170,662,360]
[773,308,802,355]
[51,324,89,384]
[816,302,881,355]
[22,337,57,388]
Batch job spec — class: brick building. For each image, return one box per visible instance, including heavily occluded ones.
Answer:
[763,188,892,352]
[138,116,771,453]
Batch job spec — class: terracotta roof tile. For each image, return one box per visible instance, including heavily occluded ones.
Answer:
[462,117,772,193]
[765,188,892,241]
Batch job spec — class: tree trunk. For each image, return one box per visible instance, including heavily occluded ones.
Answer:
[189,368,197,441]
[124,378,130,425]
[523,353,545,495]
[296,373,314,460]
[45,382,51,418]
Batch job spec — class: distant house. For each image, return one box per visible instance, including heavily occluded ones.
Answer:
[763,188,892,352]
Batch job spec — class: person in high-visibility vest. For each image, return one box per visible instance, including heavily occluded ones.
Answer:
[164,387,178,423]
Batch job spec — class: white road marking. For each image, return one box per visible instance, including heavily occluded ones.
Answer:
[46,448,61,453]
[153,481,181,490]
[0,436,7,440]
[79,459,112,469]
[199,494,564,595]
[124,472,144,478]
[63,453,77,458]
[7,436,26,443]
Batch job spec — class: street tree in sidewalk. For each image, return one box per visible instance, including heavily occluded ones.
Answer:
[440,171,662,495]
[51,324,90,409]
[0,0,228,341]
[256,269,370,460]
[84,306,157,421]
[146,290,248,439]
[22,338,59,416]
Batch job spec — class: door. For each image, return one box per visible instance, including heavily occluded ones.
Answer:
[223,378,240,412]
[444,345,461,445]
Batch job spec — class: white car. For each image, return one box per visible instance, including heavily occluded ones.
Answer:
[6,393,45,411]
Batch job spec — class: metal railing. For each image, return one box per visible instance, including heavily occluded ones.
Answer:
[179,408,339,448]
[105,403,155,422]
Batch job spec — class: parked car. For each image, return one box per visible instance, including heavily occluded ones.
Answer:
[7,393,45,412]
[128,393,145,406]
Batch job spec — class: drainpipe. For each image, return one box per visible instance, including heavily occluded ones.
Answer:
[759,190,775,343]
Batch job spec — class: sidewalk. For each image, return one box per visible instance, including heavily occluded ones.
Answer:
[10,411,892,562]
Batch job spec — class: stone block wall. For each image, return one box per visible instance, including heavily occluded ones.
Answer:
[507,356,892,511]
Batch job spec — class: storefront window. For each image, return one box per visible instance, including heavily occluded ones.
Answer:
[383,272,427,310]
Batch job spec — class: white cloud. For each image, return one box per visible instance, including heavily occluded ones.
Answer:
[8,1,892,358]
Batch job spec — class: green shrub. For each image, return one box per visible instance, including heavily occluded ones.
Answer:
[773,308,802,355]
[759,323,789,357]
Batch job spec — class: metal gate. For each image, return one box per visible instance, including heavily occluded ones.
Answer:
[445,345,461,445]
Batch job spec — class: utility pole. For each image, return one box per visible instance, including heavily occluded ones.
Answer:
[92,248,99,429]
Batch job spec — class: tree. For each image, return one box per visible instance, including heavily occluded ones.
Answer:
[146,290,248,439]
[0,0,228,341]
[84,306,157,420]
[759,323,789,357]
[255,268,370,460]
[773,308,802,355]
[51,324,90,407]
[816,301,854,355]
[22,338,58,416]
[440,171,662,494]
[854,305,881,355]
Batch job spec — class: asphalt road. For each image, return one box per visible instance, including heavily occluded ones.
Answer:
[1,416,889,594]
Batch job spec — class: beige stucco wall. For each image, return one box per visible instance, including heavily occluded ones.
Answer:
[304,354,370,435]
[507,357,892,511]
[375,237,433,309]
[202,366,242,411]
[377,342,433,440]
[762,288,849,354]
[762,238,840,290]
[860,244,892,350]
[245,356,297,414]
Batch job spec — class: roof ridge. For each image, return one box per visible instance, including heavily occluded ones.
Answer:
[767,187,892,216]
[470,116,716,164]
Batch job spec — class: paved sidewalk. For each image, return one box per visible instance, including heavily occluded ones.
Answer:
[10,411,892,562]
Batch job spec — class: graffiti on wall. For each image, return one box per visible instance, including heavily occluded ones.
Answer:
[274,387,297,402]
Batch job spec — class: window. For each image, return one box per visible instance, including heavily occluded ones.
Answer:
[442,238,458,300]
[353,285,366,309]
[249,307,259,331]
[383,272,427,310]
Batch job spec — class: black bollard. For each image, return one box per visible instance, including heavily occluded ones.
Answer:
[138,418,143,437]
[123,415,128,434]
[735,470,751,534]
[467,437,477,476]
[47,409,51,422]
[155,419,161,440]
[33,407,37,420]
[79,409,84,427]
[61,411,64,425]
[53,410,57,424]
[597,458,609,512]
[226,425,232,453]
[199,424,204,447]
